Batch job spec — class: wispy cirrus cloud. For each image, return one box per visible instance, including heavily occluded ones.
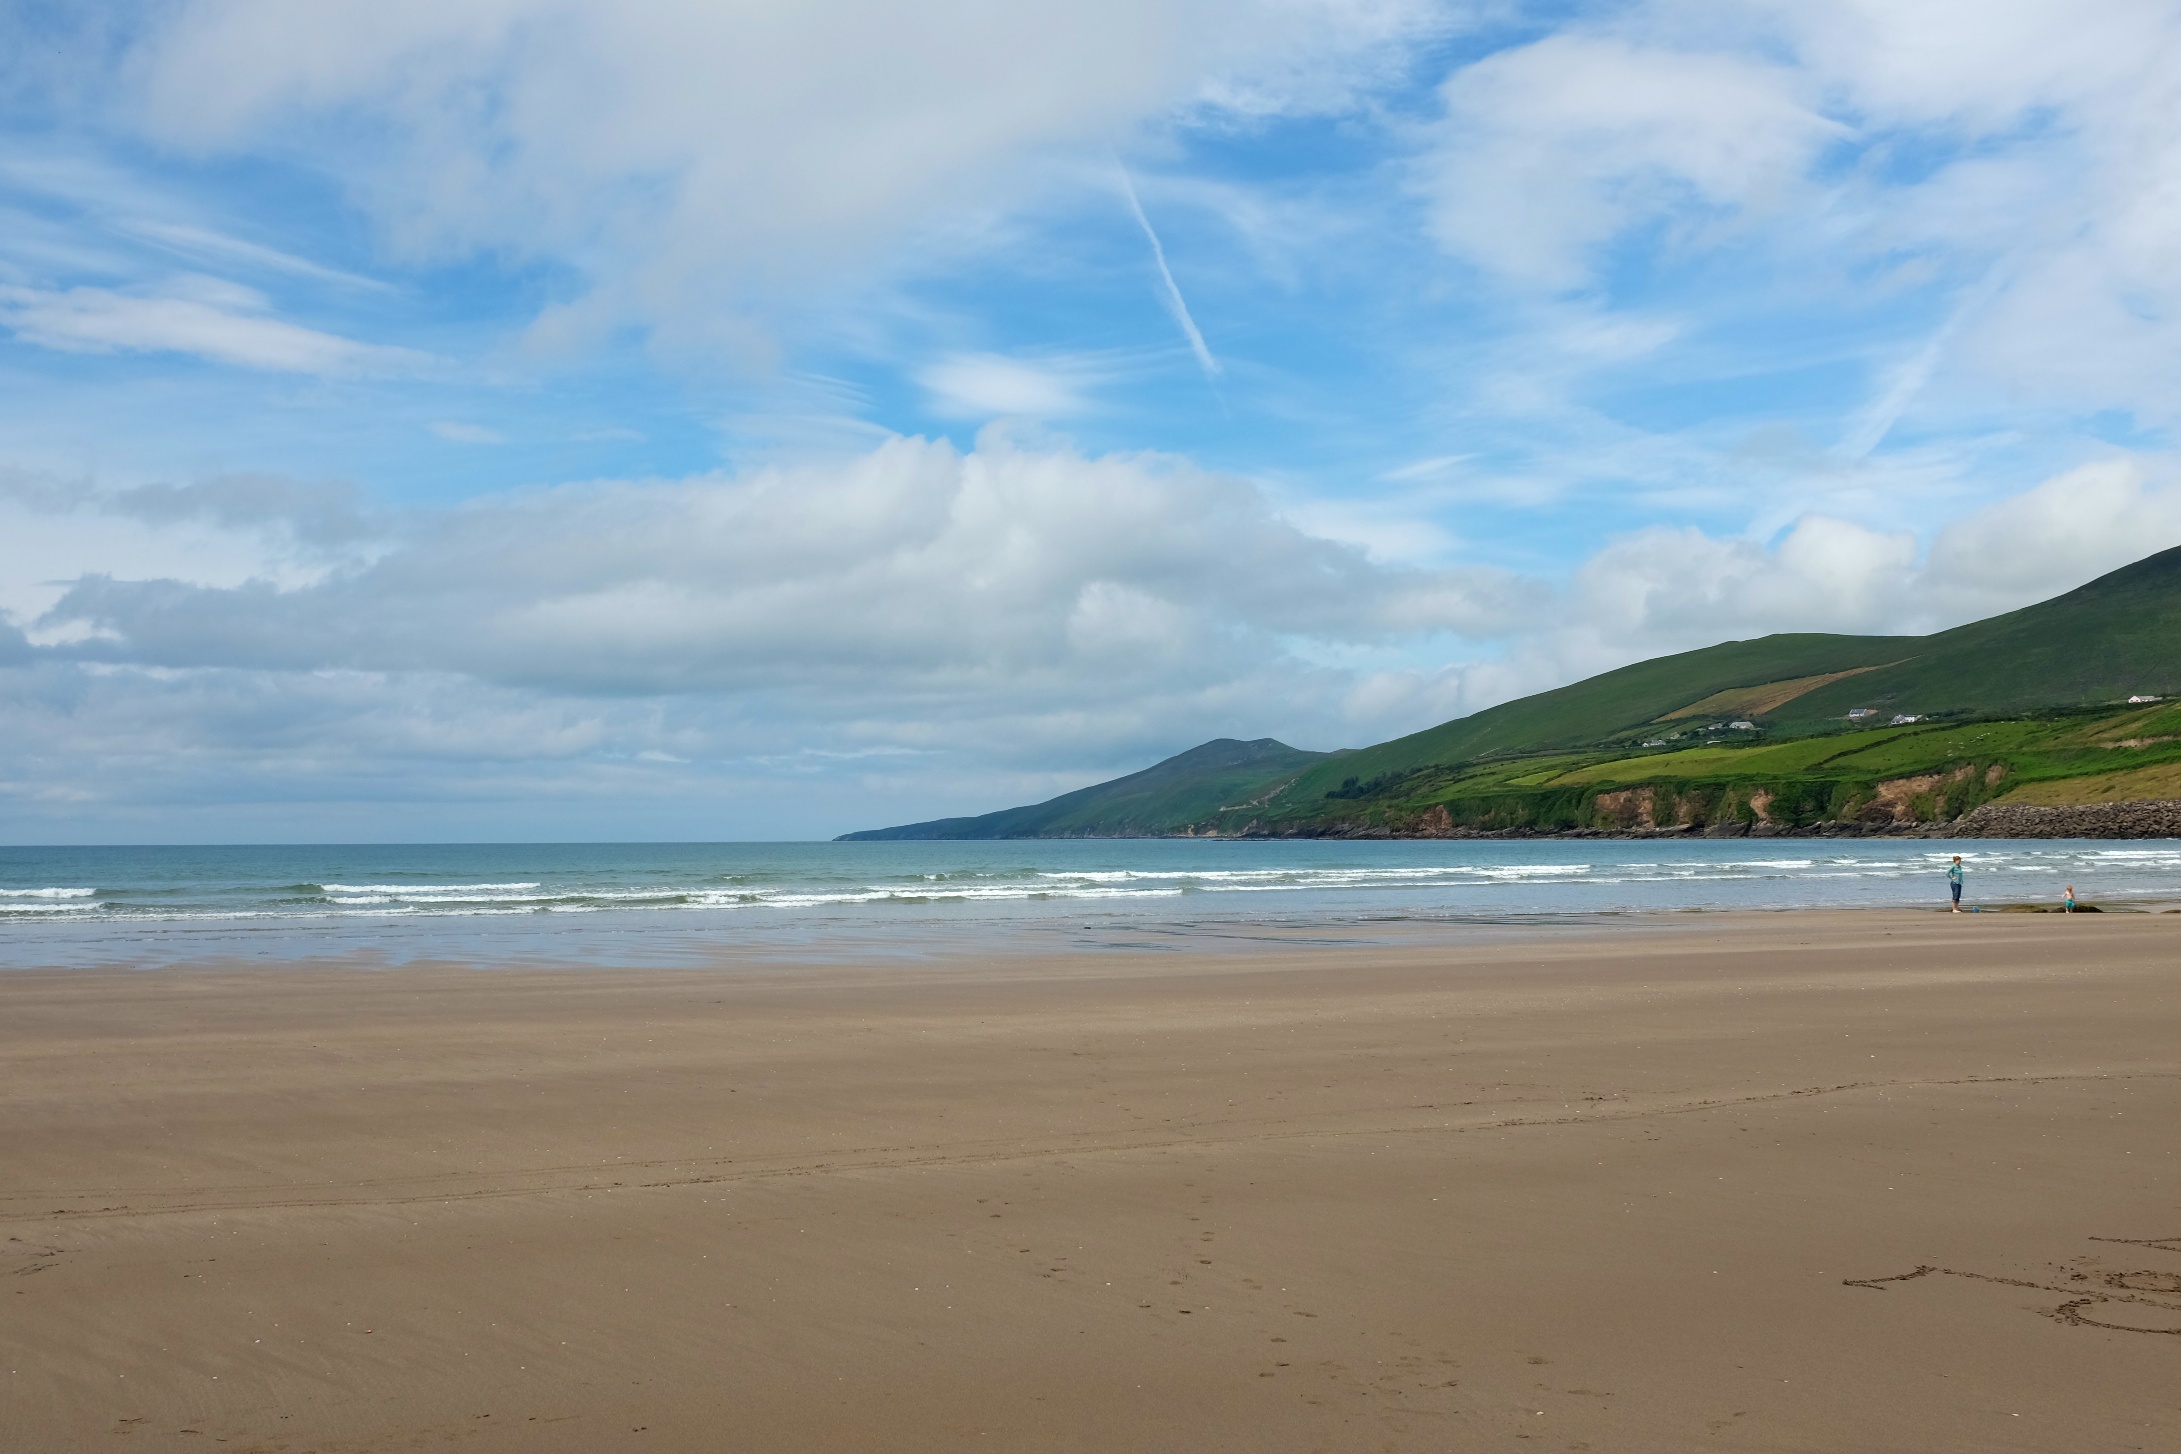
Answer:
[118,0,1441,356]
[1413,0,2181,436]
[116,218,395,293]
[0,278,435,376]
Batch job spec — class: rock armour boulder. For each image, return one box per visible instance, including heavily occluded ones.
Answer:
[1947,798,2181,838]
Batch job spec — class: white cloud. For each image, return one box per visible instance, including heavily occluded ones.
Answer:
[0,502,285,630]
[1412,1,2181,434]
[1573,515,1918,649]
[0,280,435,376]
[1560,457,2181,657]
[1771,0,2176,126]
[0,468,369,624]
[918,355,1093,420]
[35,433,1532,699]
[1918,459,2181,620]
[119,0,1437,353]
[1421,33,1847,287]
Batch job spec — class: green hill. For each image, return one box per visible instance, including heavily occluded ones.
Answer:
[1271,543,2181,809]
[838,545,2181,840]
[837,738,1336,840]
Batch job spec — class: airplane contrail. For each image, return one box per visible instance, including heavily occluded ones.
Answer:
[1116,163,1221,382]
[1840,266,2007,461]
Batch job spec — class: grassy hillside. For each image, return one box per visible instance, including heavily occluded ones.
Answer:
[837,546,2181,840]
[1274,543,2181,809]
[837,738,1334,840]
[1759,545,2181,726]
[1274,633,1913,806]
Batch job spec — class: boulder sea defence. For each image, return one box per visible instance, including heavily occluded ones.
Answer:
[1943,798,2181,838]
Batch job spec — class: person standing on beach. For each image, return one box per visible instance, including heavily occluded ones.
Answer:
[1947,856,1964,912]
[2064,884,2077,913]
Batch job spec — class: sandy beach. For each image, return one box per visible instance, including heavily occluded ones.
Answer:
[2,911,2176,1451]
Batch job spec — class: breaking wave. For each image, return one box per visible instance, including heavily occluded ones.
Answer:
[3,839,2176,928]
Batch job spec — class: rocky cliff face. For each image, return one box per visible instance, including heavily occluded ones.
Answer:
[1220,794,2181,840]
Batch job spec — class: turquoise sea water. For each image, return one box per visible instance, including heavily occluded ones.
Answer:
[2,838,2176,968]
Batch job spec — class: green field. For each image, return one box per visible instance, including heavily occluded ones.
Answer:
[1546,733,1910,786]
[1230,705,2181,836]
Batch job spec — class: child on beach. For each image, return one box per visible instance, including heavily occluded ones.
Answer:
[2064,884,2077,913]
[1947,856,1963,912]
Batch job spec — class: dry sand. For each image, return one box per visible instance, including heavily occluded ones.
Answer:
[1,911,2176,1452]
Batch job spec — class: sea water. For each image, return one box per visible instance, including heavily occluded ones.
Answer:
[1,838,2174,969]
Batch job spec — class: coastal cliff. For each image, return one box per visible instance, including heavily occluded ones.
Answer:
[1204,803,2181,840]
[1211,789,2181,840]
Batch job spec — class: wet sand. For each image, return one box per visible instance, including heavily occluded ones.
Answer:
[1,910,2176,1451]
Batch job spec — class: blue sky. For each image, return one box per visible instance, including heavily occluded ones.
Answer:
[4,1,2181,841]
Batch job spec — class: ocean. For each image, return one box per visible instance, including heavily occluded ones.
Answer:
[2,837,2175,968]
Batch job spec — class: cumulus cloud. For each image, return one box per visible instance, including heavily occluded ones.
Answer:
[36,434,1535,699]
[1575,515,1917,646]
[1559,457,2181,657]
[0,468,367,624]
[1918,460,2181,620]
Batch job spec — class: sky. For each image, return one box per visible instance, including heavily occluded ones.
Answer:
[3,0,2181,842]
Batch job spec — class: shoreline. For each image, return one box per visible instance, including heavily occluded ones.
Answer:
[6,895,2176,976]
